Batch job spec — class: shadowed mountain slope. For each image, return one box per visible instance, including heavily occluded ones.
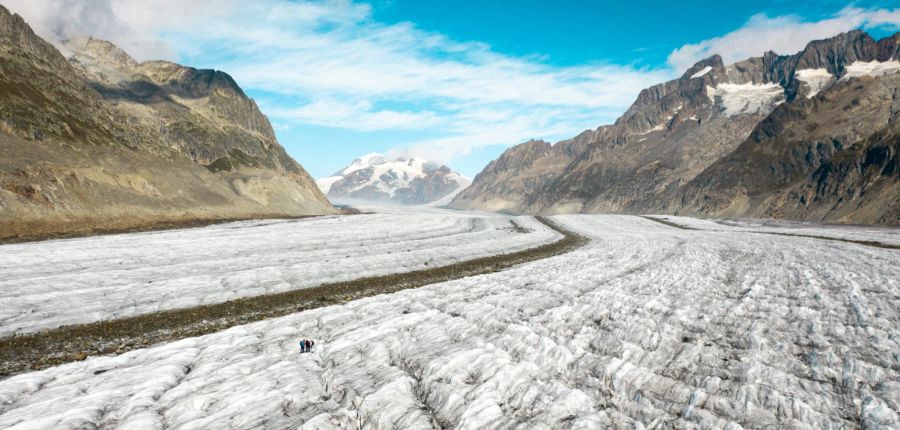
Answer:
[451,30,900,224]
[0,6,334,240]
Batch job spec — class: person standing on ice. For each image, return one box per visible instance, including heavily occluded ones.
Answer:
[305,339,313,353]
[299,340,306,353]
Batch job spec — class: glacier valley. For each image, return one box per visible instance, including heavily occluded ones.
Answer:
[0,212,897,429]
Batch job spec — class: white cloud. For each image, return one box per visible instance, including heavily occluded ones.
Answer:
[668,7,900,71]
[1,0,208,60]
[4,0,897,169]
[183,1,669,163]
[390,111,592,163]
[0,0,669,165]
[264,98,442,131]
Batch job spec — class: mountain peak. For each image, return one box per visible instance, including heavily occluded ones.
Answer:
[63,36,138,69]
[520,139,552,149]
[351,153,389,166]
[682,54,724,79]
[452,29,900,224]
[0,5,334,239]
[0,5,73,74]
[794,30,880,75]
[318,155,469,205]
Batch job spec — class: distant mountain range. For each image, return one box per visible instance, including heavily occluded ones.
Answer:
[0,6,333,240]
[450,30,900,225]
[3,1,896,227]
[318,154,470,205]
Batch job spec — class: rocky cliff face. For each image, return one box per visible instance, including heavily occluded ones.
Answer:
[451,30,900,224]
[318,154,470,205]
[0,6,334,240]
[451,139,573,212]
[671,72,900,223]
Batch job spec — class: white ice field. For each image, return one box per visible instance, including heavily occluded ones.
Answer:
[0,210,559,336]
[651,215,900,247]
[0,213,898,429]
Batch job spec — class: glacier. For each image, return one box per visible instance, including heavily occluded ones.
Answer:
[794,68,833,98]
[0,210,558,336]
[842,60,900,80]
[706,82,785,117]
[0,214,896,429]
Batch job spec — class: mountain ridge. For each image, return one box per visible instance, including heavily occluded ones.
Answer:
[450,30,900,224]
[318,153,470,205]
[0,5,335,241]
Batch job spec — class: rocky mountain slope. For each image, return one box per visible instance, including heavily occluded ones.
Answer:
[451,31,900,224]
[0,6,334,241]
[317,153,470,205]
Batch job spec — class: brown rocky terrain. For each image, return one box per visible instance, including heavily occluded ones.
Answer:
[0,6,334,241]
[451,31,900,224]
[671,72,900,223]
[450,138,581,213]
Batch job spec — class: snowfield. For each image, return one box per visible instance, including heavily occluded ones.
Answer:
[841,60,900,80]
[706,82,785,116]
[794,68,834,98]
[651,215,900,247]
[0,214,897,429]
[0,211,559,336]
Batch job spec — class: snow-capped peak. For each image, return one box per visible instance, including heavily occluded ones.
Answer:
[340,153,388,175]
[317,153,470,205]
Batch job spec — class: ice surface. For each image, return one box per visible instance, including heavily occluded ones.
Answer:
[794,68,833,98]
[0,210,559,336]
[706,82,785,116]
[0,215,896,429]
[690,66,712,79]
[842,60,900,80]
[652,215,900,246]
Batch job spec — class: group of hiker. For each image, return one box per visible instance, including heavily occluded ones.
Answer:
[299,339,316,353]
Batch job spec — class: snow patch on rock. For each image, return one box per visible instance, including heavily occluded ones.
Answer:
[638,103,682,135]
[690,66,712,79]
[706,82,785,116]
[794,68,834,98]
[841,60,900,80]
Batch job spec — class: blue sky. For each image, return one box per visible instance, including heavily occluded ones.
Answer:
[6,0,900,178]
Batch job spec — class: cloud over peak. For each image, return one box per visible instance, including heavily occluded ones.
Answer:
[668,7,900,71]
[3,1,899,167]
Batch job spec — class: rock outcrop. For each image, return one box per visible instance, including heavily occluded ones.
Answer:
[672,72,900,223]
[0,6,334,240]
[451,30,900,224]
